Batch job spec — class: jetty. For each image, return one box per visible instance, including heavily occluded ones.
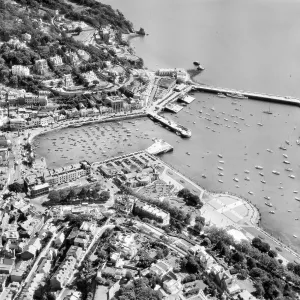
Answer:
[192,85,300,106]
[179,95,195,104]
[164,103,184,113]
[148,112,191,137]
[146,139,173,155]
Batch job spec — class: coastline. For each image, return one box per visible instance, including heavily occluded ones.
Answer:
[25,30,299,262]
[31,117,300,261]
[28,111,147,145]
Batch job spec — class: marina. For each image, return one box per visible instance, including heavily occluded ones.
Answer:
[34,90,300,251]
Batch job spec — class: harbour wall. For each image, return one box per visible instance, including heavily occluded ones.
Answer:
[192,85,300,106]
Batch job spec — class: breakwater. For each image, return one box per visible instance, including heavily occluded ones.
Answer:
[192,85,300,106]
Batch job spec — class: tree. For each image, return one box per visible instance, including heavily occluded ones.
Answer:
[247,257,257,269]
[193,222,203,233]
[78,187,88,200]
[92,79,99,85]
[68,189,77,200]
[231,251,245,263]
[254,281,265,297]
[75,26,82,35]
[10,75,18,87]
[249,267,265,279]
[195,216,205,225]
[99,191,110,202]
[125,271,133,280]
[59,189,70,201]
[9,182,24,194]
[204,226,234,245]
[268,249,277,258]
[48,190,61,202]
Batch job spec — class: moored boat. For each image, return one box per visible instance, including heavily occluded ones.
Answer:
[217,93,227,98]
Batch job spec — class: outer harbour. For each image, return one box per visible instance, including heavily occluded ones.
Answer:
[33,87,300,254]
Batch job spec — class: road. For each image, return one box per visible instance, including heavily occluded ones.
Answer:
[57,224,114,300]
[14,228,59,299]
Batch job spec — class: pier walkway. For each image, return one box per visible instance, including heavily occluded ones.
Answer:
[192,85,300,106]
[148,112,191,138]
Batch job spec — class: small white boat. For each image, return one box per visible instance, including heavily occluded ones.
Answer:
[186,152,191,155]
[293,191,298,194]
[217,93,227,98]
[245,177,250,181]
[217,166,224,170]
[235,185,240,188]
[288,210,292,212]
[218,154,223,158]
[285,140,290,145]
[211,107,215,111]
[296,140,300,145]
[244,170,250,174]
[283,154,288,158]
[272,170,280,175]
[269,211,275,214]
[255,166,263,170]
[219,160,225,164]
[218,179,223,183]
[248,191,253,195]
[224,118,228,121]
[261,180,266,184]
[283,160,290,164]
[259,172,264,176]
[233,178,239,182]
[218,173,224,176]
[266,149,273,153]
[285,168,293,172]
[265,202,273,207]
[257,123,263,126]
[264,196,271,200]
[202,174,206,178]
[289,175,295,179]
[293,235,297,238]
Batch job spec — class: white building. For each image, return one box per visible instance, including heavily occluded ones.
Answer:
[82,71,98,84]
[7,38,27,49]
[11,65,30,77]
[65,51,79,65]
[22,33,32,42]
[63,74,73,88]
[49,55,63,67]
[24,93,48,106]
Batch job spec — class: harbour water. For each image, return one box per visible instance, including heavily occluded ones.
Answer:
[35,93,300,250]
[35,0,300,251]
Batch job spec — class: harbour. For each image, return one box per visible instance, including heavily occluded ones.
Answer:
[34,91,300,251]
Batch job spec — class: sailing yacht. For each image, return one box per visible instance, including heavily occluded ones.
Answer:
[263,105,272,115]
